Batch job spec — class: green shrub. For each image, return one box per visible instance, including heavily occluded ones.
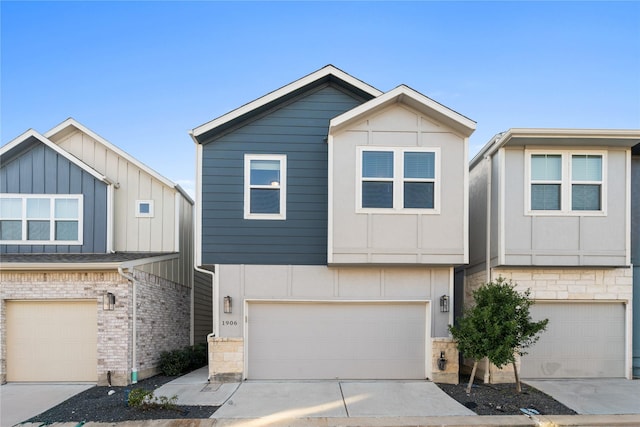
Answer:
[189,343,207,370]
[159,348,190,376]
[159,344,207,376]
[128,388,177,410]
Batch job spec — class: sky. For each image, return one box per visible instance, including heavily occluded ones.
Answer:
[2,1,639,197]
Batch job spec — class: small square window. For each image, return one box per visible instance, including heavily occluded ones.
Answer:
[136,200,154,217]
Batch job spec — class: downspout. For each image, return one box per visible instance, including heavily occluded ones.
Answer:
[195,265,218,339]
[118,265,138,384]
[484,154,493,385]
[485,154,492,285]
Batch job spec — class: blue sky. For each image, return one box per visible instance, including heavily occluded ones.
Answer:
[2,1,639,196]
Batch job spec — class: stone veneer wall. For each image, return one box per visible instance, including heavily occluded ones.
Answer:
[0,269,191,385]
[133,269,190,380]
[208,337,244,382]
[431,338,459,384]
[462,266,633,383]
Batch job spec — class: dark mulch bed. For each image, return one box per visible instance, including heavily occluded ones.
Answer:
[436,375,578,416]
[27,375,218,423]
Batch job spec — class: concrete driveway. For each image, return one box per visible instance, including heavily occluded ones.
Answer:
[0,383,93,427]
[524,379,640,415]
[212,380,476,419]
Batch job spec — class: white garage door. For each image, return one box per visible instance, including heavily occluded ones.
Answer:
[521,302,625,378]
[247,301,428,380]
[7,300,98,382]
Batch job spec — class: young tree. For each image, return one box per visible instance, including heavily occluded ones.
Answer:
[449,277,549,393]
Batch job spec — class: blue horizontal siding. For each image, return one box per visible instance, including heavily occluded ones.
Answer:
[0,140,108,254]
[201,84,366,265]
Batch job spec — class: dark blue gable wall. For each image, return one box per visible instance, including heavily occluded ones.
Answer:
[0,140,108,253]
[201,84,365,265]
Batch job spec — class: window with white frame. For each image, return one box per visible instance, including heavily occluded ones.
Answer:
[135,200,154,217]
[244,154,287,220]
[0,194,83,243]
[358,147,439,212]
[527,151,605,214]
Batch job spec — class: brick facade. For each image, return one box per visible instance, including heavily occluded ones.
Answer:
[0,268,190,385]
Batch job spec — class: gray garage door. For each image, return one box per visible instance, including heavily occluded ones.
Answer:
[247,302,428,380]
[521,302,625,378]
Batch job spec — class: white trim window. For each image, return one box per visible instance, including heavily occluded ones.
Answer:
[244,154,287,220]
[135,200,154,218]
[526,150,606,215]
[357,147,440,213]
[0,194,83,244]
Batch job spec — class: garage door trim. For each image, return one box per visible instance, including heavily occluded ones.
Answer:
[244,299,432,380]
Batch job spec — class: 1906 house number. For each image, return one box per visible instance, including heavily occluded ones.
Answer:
[221,320,238,326]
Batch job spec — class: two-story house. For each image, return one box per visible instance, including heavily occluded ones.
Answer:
[0,119,194,385]
[190,65,475,384]
[466,129,640,381]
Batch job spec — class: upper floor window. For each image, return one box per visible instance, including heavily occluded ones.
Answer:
[0,194,83,244]
[527,150,605,215]
[358,147,439,213]
[244,154,287,220]
[135,200,154,217]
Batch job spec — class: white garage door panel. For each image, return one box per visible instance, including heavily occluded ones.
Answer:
[248,302,427,380]
[7,301,98,382]
[521,303,625,378]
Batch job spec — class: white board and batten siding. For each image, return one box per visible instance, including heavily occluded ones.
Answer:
[50,127,180,253]
[329,103,469,266]
[216,264,453,380]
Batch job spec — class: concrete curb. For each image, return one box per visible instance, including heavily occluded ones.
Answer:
[16,414,640,427]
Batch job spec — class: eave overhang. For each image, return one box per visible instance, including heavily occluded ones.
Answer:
[471,128,640,169]
[190,65,383,144]
[329,85,476,137]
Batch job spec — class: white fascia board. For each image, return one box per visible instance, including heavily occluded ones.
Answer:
[191,65,383,138]
[329,85,476,137]
[1,129,110,184]
[45,118,194,205]
[471,128,640,169]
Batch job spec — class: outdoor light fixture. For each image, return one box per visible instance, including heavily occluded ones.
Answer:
[439,294,449,313]
[224,296,232,314]
[437,351,447,371]
[103,292,116,311]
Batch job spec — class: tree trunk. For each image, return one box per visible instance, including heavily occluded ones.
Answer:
[466,360,478,394]
[512,361,521,393]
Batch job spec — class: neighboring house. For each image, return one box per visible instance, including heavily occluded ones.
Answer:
[466,129,640,381]
[633,143,640,378]
[0,119,195,385]
[190,65,475,383]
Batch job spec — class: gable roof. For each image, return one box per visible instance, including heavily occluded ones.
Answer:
[329,84,476,137]
[0,129,110,184]
[471,128,640,168]
[190,65,383,143]
[45,118,193,204]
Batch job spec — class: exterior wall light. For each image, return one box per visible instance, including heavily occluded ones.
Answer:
[439,294,449,313]
[103,292,116,311]
[224,296,232,314]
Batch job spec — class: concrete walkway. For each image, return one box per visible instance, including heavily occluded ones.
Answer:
[0,383,93,427]
[525,379,640,415]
